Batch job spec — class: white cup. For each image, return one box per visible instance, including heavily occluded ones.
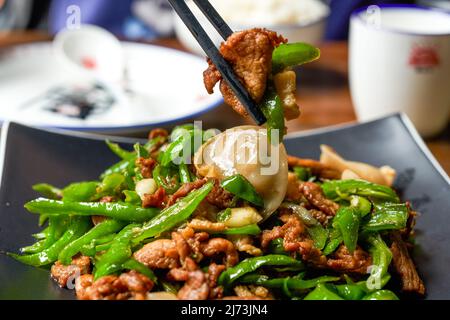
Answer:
[349,5,450,137]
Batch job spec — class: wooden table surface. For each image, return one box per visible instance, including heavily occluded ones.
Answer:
[1,31,449,175]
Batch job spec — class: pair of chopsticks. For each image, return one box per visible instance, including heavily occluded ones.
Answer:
[168,0,267,125]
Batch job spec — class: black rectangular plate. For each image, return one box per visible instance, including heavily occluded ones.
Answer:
[0,113,449,299]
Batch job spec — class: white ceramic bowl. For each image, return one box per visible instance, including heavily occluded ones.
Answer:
[174,0,330,56]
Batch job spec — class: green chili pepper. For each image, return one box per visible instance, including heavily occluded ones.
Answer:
[9,217,91,267]
[123,190,141,206]
[362,290,399,300]
[94,223,141,279]
[293,166,312,182]
[178,162,192,184]
[335,284,366,300]
[153,164,180,194]
[323,228,343,256]
[32,183,62,199]
[58,219,126,265]
[362,203,408,232]
[260,90,285,143]
[303,283,344,300]
[121,258,157,283]
[218,255,304,288]
[272,42,321,74]
[97,173,125,197]
[79,233,117,257]
[62,181,99,202]
[20,216,66,254]
[24,198,160,222]
[240,274,340,292]
[134,142,149,159]
[143,136,166,153]
[364,233,392,291]
[100,159,132,179]
[350,195,372,217]
[332,207,360,253]
[267,238,288,255]
[105,140,134,160]
[161,127,203,166]
[133,181,213,243]
[321,179,399,202]
[221,174,264,207]
[211,224,261,236]
[160,280,179,295]
[217,208,232,222]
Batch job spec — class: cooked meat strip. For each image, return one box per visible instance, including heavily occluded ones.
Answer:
[149,128,168,140]
[51,255,91,288]
[203,28,286,116]
[299,182,339,216]
[288,156,341,179]
[229,235,262,256]
[188,218,227,232]
[201,237,239,267]
[171,226,209,263]
[324,245,372,274]
[133,239,179,269]
[390,232,425,295]
[221,296,266,300]
[207,263,226,299]
[286,172,302,201]
[136,157,156,179]
[167,257,209,300]
[206,179,235,209]
[166,178,207,207]
[75,271,154,300]
[309,209,331,226]
[234,285,271,299]
[142,186,166,208]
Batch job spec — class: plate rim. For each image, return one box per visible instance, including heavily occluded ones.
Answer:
[0,41,223,132]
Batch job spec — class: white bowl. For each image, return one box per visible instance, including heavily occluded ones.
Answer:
[174,0,329,56]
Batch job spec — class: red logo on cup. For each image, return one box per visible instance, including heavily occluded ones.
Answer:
[409,45,440,70]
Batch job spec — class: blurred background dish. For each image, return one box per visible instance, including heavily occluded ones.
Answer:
[0,40,222,134]
[174,0,330,55]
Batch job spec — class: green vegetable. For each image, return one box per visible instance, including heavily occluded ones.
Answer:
[332,207,360,253]
[364,233,392,291]
[322,228,343,255]
[362,203,409,232]
[94,223,141,279]
[100,159,132,179]
[240,274,340,292]
[218,255,304,288]
[350,195,372,217]
[335,284,366,300]
[267,238,288,255]
[24,198,160,222]
[62,181,98,202]
[362,290,399,300]
[272,42,320,73]
[97,173,125,197]
[153,164,180,194]
[293,166,312,182]
[211,224,261,236]
[221,174,264,207]
[32,183,62,199]
[123,190,141,206]
[260,90,285,143]
[321,179,399,202]
[217,208,232,222]
[134,142,149,159]
[303,283,344,300]
[105,140,134,160]
[20,216,67,254]
[133,181,213,243]
[9,217,91,267]
[178,162,192,184]
[58,219,126,264]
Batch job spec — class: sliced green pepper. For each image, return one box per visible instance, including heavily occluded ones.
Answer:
[62,181,99,202]
[332,207,360,253]
[321,179,399,202]
[303,283,344,300]
[272,42,320,74]
[121,258,157,283]
[153,164,180,194]
[260,90,285,143]
[221,174,264,207]
[362,202,408,232]
[362,290,399,300]
[105,140,134,160]
[24,198,160,222]
[211,224,261,236]
[364,233,392,291]
[32,183,62,199]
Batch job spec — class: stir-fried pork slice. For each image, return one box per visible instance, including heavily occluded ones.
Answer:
[166,178,207,207]
[390,232,425,295]
[273,70,299,120]
[229,235,263,256]
[171,226,209,263]
[188,218,227,232]
[234,285,272,299]
[133,239,180,269]
[136,157,156,179]
[203,28,287,116]
[142,186,166,208]
[299,181,339,216]
[167,257,210,300]
[325,245,372,274]
[201,237,239,267]
[75,271,154,300]
[51,255,91,288]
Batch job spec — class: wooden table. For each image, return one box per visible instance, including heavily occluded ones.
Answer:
[1,32,449,174]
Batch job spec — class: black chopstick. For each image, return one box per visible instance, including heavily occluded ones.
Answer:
[192,0,232,40]
[168,0,267,125]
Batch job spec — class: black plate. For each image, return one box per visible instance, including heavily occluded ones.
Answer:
[0,114,449,299]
